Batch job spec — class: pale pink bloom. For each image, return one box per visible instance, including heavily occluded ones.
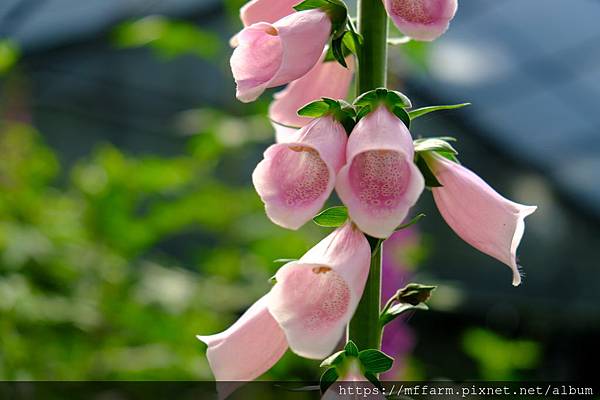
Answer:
[197,294,288,396]
[425,152,537,286]
[269,55,355,128]
[240,0,299,26]
[383,0,457,41]
[231,10,332,103]
[268,223,371,359]
[322,360,386,400]
[252,115,347,229]
[336,106,424,239]
[273,122,299,143]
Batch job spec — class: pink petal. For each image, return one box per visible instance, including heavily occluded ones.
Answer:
[383,0,457,41]
[231,10,332,102]
[240,0,299,26]
[268,223,371,359]
[336,106,425,238]
[252,116,347,229]
[426,153,537,286]
[197,294,288,393]
[269,55,355,128]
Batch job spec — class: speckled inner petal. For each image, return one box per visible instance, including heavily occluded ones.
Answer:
[348,150,410,214]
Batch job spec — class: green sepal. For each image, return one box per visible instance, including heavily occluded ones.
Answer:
[363,372,384,391]
[358,349,394,373]
[415,154,442,188]
[353,88,412,126]
[320,367,339,393]
[344,340,359,357]
[294,0,348,40]
[273,258,297,264]
[414,137,458,155]
[320,350,346,367]
[312,205,348,227]
[408,103,471,120]
[380,283,436,326]
[298,97,356,134]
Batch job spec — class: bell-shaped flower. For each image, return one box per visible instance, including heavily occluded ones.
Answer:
[197,294,288,396]
[336,105,425,239]
[269,56,355,128]
[240,0,299,26]
[423,152,537,286]
[231,9,332,103]
[383,0,457,41]
[268,223,371,359]
[252,115,347,229]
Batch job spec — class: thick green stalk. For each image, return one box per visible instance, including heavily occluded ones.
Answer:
[347,0,388,351]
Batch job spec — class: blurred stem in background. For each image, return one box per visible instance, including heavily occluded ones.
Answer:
[347,0,389,351]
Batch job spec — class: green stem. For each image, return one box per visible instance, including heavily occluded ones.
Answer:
[347,0,388,351]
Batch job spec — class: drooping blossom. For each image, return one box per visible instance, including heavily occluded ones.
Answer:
[197,294,288,397]
[253,115,347,229]
[423,152,537,286]
[199,223,370,393]
[336,105,425,239]
[240,0,299,26]
[383,0,457,41]
[231,9,332,102]
[269,55,355,128]
[268,222,371,359]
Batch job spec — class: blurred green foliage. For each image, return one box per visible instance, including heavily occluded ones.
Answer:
[0,117,324,379]
[112,17,220,60]
[0,39,20,75]
[462,328,541,380]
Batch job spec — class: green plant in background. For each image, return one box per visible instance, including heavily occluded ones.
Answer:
[462,328,541,380]
[0,118,324,379]
[0,39,19,75]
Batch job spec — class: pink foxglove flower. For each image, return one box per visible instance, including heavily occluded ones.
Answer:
[197,295,288,396]
[424,152,537,286]
[231,9,332,102]
[383,0,457,41]
[336,105,425,239]
[252,115,347,229]
[269,56,355,128]
[268,223,370,359]
[240,0,299,26]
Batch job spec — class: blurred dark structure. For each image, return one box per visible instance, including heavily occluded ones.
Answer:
[1,0,599,381]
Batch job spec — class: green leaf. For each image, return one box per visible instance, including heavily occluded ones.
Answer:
[408,103,471,120]
[297,100,331,118]
[415,154,442,187]
[320,350,346,367]
[320,367,339,393]
[344,340,359,357]
[313,206,348,227]
[0,39,20,74]
[395,213,426,231]
[358,349,394,373]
